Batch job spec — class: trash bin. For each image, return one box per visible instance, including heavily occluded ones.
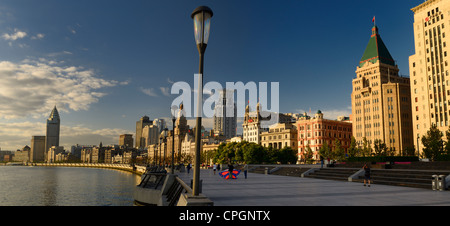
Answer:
[265,167,269,175]
[432,175,438,190]
[438,175,447,191]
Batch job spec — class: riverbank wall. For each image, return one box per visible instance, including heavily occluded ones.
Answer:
[27,163,146,176]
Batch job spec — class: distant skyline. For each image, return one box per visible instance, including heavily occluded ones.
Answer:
[0,0,425,150]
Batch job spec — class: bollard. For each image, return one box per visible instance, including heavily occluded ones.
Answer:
[265,167,269,175]
[432,175,438,190]
[438,175,447,191]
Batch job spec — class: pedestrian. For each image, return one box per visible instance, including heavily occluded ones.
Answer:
[243,162,248,179]
[187,163,191,174]
[363,164,371,187]
[213,163,217,175]
[320,156,324,168]
[228,163,234,174]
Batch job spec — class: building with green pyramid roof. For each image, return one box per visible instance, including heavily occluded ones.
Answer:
[351,24,414,155]
[359,26,396,68]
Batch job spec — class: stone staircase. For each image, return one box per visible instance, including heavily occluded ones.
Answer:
[270,167,311,177]
[304,168,360,181]
[249,166,276,174]
[351,169,450,189]
[303,167,450,190]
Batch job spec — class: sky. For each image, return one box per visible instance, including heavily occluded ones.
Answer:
[0,0,425,151]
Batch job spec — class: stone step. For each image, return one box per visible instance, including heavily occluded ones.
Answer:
[352,178,431,189]
[359,175,431,184]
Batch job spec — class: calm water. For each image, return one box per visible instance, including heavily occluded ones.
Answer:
[0,166,141,206]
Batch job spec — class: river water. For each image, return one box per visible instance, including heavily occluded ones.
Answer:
[0,166,141,206]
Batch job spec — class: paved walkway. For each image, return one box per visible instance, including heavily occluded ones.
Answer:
[177,169,450,206]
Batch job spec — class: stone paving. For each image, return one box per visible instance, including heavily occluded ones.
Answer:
[177,169,450,206]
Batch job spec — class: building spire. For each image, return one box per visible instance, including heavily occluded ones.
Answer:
[48,105,60,122]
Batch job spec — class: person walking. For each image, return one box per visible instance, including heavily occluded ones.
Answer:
[213,163,217,175]
[243,162,248,179]
[363,164,371,187]
[187,163,192,174]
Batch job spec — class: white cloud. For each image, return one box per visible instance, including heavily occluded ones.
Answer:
[0,121,133,150]
[295,107,352,120]
[140,87,158,97]
[2,28,27,41]
[321,107,352,120]
[31,33,45,40]
[0,59,124,119]
[160,87,170,96]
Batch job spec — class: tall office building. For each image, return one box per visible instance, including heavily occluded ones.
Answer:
[409,0,450,155]
[119,134,133,147]
[45,106,60,160]
[213,89,237,139]
[136,115,152,149]
[30,136,45,162]
[351,24,414,154]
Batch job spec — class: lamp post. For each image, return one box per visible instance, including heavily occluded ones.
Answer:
[159,136,162,166]
[171,105,177,174]
[417,134,420,159]
[163,128,168,167]
[191,6,213,196]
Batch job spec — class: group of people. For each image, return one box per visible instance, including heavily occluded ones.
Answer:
[184,162,249,179]
[213,162,248,179]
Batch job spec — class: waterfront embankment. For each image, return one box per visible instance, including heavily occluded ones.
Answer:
[20,162,147,176]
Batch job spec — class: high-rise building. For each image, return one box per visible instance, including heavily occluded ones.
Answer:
[152,118,167,133]
[119,134,133,147]
[213,89,237,139]
[30,136,45,162]
[409,0,450,155]
[45,106,60,161]
[351,24,414,154]
[136,115,152,149]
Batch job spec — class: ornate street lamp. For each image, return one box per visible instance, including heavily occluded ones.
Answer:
[163,128,168,167]
[191,6,213,196]
[171,105,177,174]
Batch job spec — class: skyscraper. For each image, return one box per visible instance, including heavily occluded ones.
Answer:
[351,24,414,154]
[409,0,450,155]
[136,115,152,149]
[213,89,237,139]
[45,106,60,159]
[30,136,45,162]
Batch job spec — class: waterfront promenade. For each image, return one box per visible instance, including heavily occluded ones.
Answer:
[177,169,450,206]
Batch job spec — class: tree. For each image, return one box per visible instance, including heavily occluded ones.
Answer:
[347,136,358,158]
[318,141,331,160]
[373,139,388,156]
[277,147,298,164]
[332,139,346,162]
[304,145,314,164]
[445,126,450,155]
[421,124,444,161]
[362,137,372,157]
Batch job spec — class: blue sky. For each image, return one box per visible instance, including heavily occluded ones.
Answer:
[0,0,424,150]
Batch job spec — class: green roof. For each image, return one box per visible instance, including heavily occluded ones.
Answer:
[359,26,395,67]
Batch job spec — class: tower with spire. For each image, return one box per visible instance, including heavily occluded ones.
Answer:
[45,106,61,159]
[351,23,414,155]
